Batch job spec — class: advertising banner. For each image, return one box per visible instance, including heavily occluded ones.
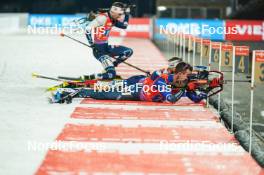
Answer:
[225,20,264,41]
[111,18,150,38]
[28,14,151,38]
[28,14,83,28]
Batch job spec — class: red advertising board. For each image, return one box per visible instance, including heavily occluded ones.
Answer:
[110,18,150,39]
[225,20,264,41]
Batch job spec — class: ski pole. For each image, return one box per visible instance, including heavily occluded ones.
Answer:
[60,33,150,75]
[115,60,150,75]
[60,33,93,48]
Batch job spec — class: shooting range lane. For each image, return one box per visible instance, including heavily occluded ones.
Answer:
[35,38,263,174]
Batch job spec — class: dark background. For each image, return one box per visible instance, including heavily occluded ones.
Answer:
[0,0,263,19]
[0,0,156,17]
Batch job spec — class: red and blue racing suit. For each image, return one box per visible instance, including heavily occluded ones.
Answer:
[86,12,133,80]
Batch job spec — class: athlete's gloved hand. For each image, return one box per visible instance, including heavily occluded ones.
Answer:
[187,81,197,91]
[210,78,220,88]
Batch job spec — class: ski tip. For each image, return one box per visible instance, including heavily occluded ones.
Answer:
[46,87,54,92]
[32,72,38,78]
[60,33,65,37]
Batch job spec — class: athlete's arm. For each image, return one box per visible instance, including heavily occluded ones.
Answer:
[85,15,107,45]
[86,15,107,30]
[167,90,185,103]
[154,78,185,103]
[150,70,162,80]
[114,14,129,29]
[186,91,207,103]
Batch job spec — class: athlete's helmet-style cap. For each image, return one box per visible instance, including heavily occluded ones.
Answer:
[168,57,183,69]
[110,2,125,15]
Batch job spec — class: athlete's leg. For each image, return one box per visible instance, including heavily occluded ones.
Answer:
[124,75,146,86]
[78,89,138,101]
[108,45,133,67]
[85,44,117,80]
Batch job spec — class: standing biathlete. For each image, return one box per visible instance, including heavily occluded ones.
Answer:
[84,2,133,80]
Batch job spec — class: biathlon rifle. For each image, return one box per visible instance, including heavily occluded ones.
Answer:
[187,70,224,97]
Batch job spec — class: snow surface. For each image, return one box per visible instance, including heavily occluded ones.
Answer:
[0,33,123,175]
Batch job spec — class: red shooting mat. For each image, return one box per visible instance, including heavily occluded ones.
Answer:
[37,151,263,175]
[71,106,218,121]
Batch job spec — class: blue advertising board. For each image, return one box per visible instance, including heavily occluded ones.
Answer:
[154,19,225,41]
[28,14,85,28]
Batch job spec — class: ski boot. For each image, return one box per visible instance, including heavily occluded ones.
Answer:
[49,89,76,104]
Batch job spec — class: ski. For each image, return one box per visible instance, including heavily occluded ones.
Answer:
[58,74,123,81]
[57,76,83,81]
[62,88,83,104]
[33,73,87,82]
[46,82,70,92]
[33,73,124,93]
[32,73,63,82]
[32,73,92,91]
[48,80,100,92]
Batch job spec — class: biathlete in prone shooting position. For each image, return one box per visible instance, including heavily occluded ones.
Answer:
[52,62,213,104]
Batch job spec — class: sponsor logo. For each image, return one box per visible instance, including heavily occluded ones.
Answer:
[226,20,264,41]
